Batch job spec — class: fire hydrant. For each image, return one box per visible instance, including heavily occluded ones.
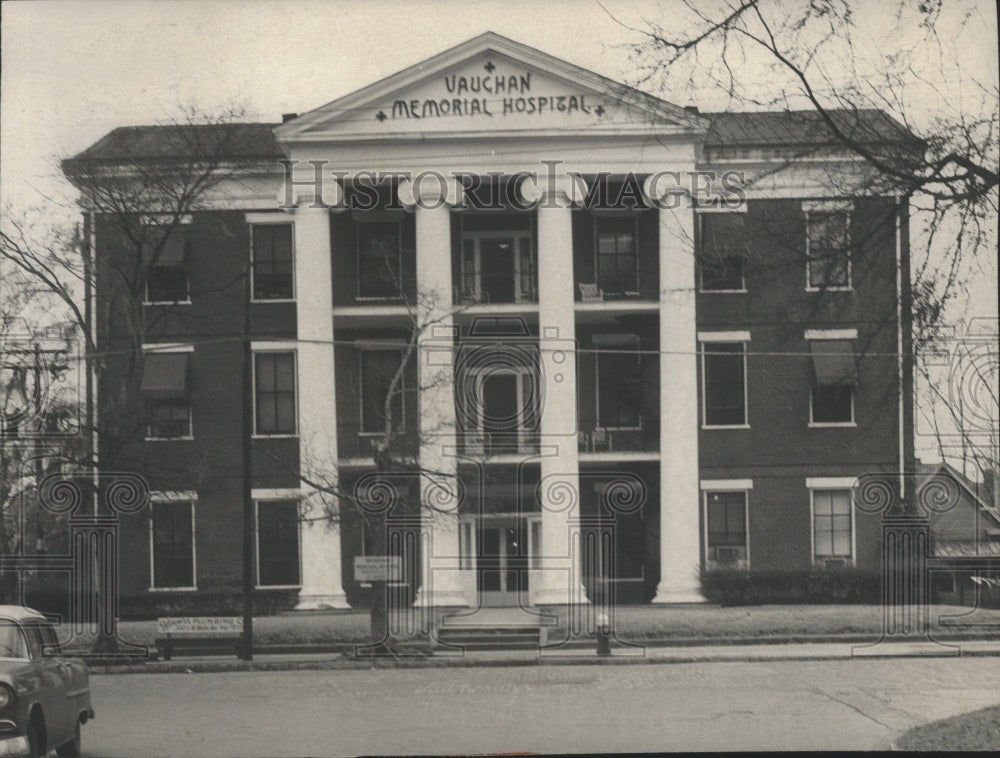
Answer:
[596,612,611,656]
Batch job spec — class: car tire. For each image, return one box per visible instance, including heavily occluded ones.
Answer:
[56,720,82,758]
[26,718,43,758]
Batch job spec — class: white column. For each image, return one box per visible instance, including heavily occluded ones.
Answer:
[399,177,468,608]
[645,177,705,603]
[293,188,349,609]
[521,173,589,606]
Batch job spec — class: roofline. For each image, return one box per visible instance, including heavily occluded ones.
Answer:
[276,31,707,142]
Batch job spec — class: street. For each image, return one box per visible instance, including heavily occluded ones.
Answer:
[84,657,1000,755]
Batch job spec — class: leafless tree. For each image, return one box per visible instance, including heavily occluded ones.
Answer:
[612,0,997,333]
[1,104,263,650]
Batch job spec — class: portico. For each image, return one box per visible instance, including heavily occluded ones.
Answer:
[276,31,708,608]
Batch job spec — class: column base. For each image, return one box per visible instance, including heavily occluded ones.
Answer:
[412,588,470,608]
[651,584,707,604]
[295,591,351,610]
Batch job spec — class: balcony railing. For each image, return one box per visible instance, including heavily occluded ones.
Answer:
[577,425,658,453]
[337,424,419,461]
[459,431,540,456]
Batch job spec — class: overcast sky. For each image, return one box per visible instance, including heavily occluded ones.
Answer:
[1,0,997,315]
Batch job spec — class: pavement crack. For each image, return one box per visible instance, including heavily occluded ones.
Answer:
[814,689,894,731]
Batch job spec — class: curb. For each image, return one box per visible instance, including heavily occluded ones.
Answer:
[85,639,1000,675]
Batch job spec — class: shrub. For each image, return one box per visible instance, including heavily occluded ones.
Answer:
[701,568,882,606]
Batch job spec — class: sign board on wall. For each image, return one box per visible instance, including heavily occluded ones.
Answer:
[354,555,403,582]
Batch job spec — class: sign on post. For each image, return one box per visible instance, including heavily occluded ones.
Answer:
[156,616,244,635]
[354,555,402,582]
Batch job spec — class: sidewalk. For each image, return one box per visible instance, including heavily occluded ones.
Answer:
[85,636,1000,675]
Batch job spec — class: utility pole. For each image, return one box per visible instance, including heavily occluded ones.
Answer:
[240,264,254,660]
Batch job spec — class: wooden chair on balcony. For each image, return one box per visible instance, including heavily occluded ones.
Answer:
[579,282,603,301]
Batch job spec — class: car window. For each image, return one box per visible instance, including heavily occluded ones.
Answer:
[23,624,43,660]
[0,620,30,659]
[37,622,63,656]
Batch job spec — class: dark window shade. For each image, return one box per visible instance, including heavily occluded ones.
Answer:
[141,353,190,396]
[147,397,191,438]
[141,228,188,266]
[252,225,293,299]
[257,500,300,586]
[152,501,194,588]
[810,340,857,385]
[703,343,746,426]
[701,214,747,257]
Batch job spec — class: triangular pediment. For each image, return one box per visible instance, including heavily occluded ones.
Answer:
[277,32,704,143]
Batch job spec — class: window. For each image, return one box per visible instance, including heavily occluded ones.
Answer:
[702,342,747,426]
[595,337,642,429]
[806,210,850,289]
[813,489,853,563]
[143,227,189,303]
[705,491,748,564]
[254,352,296,435]
[147,398,191,438]
[151,500,194,588]
[0,620,29,659]
[252,224,294,299]
[257,500,300,586]
[358,221,402,299]
[809,339,857,425]
[360,348,406,434]
[141,351,191,439]
[699,214,747,291]
[596,216,638,295]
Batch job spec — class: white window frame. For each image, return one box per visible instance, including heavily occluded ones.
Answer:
[807,330,859,428]
[594,333,642,432]
[142,217,193,306]
[696,209,748,294]
[702,488,751,568]
[253,494,303,589]
[803,200,853,292]
[251,342,299,438]
[807,482,857,566]
[593,213,640,296]
[148,491,197,591]
[698,331,751,429]
[460,230,534,303]
[143,343,194,441]
[247,213,296,303]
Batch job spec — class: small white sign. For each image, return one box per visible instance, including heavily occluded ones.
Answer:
[156,616,244,635]
[354,556,402,582]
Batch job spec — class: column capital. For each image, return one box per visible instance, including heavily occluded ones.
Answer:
[278,177,344,214]
[397,174,465,209]
[519,172,589,208]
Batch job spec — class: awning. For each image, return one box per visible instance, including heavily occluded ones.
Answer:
[141,352,190,396]
[700,214,748,257]
[810,340,857,385]
[141,230,188,266]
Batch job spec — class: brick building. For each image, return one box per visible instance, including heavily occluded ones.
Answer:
[65,33,915,615]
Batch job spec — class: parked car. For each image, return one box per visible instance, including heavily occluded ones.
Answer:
[0,606,94,757]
